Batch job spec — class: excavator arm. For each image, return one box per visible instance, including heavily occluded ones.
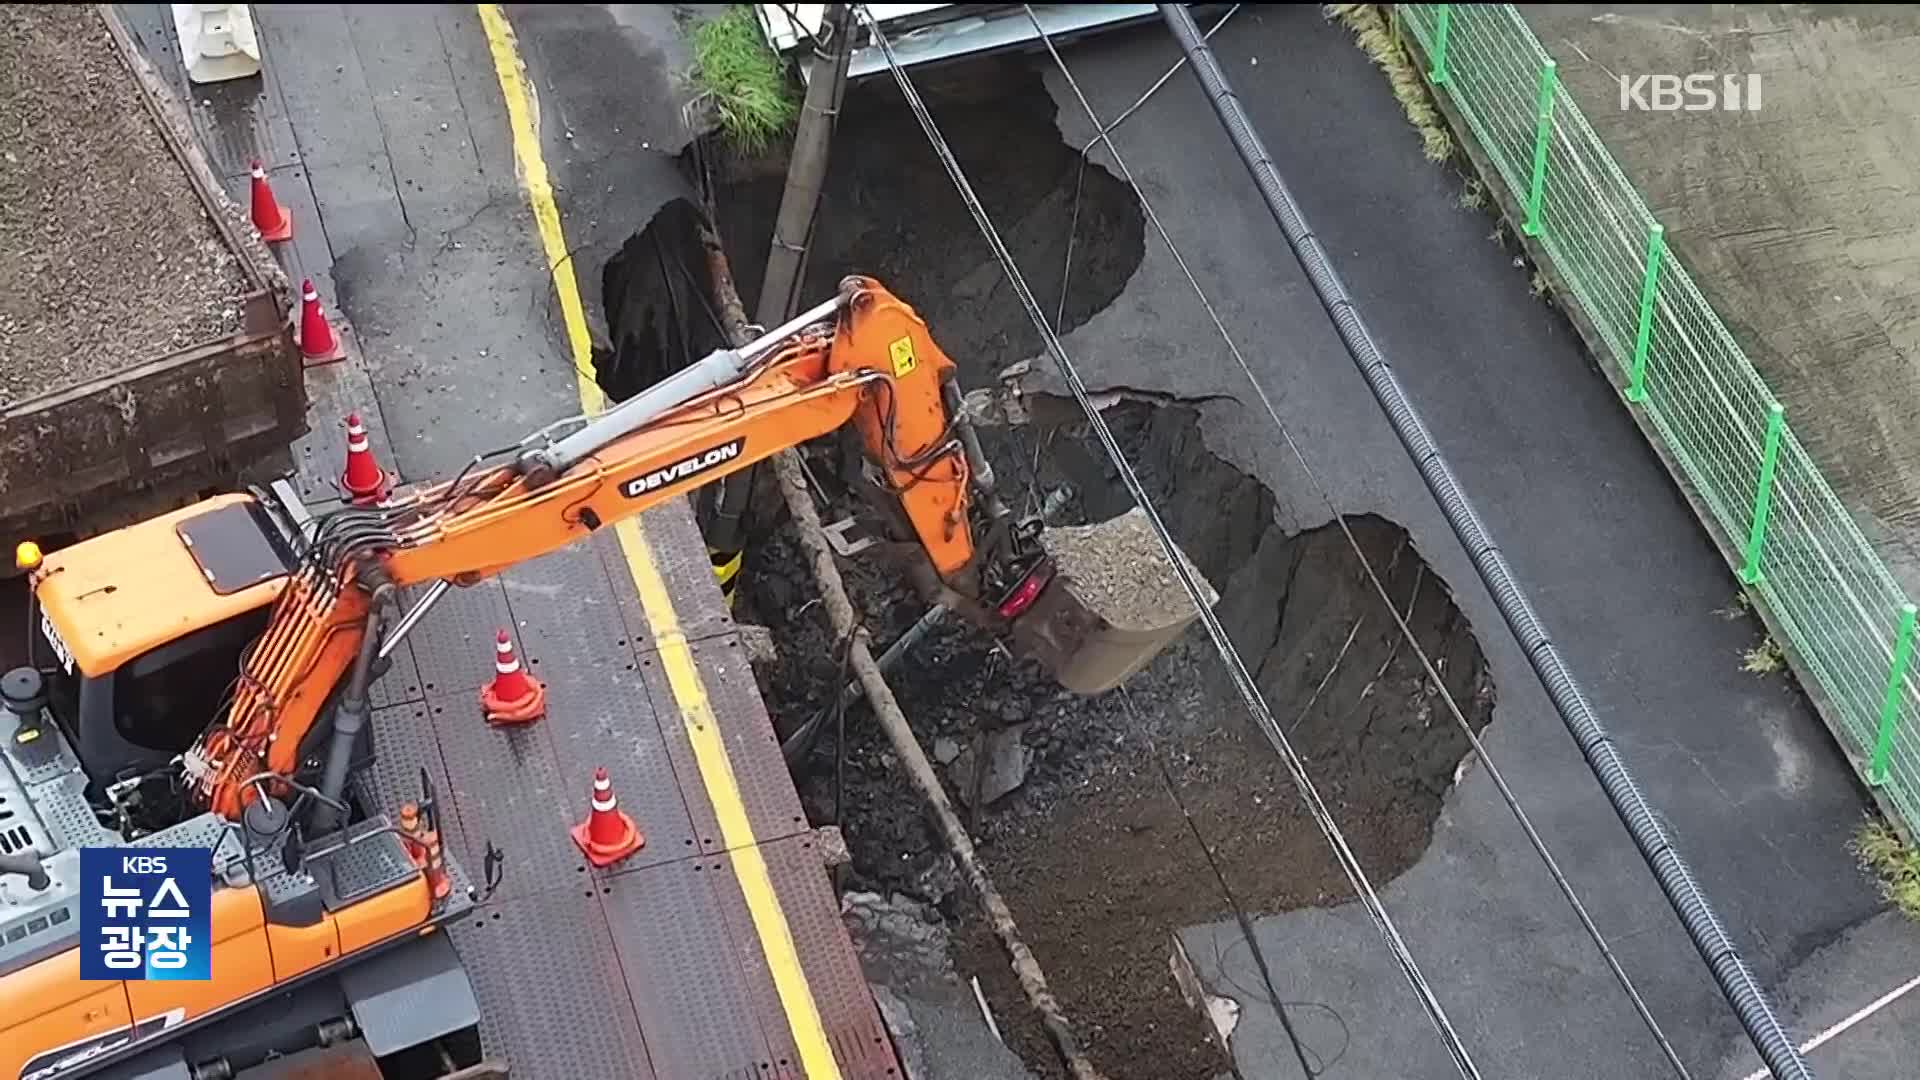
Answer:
[186,277,1039,820]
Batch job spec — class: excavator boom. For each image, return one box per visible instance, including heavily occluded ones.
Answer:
[186,277,1028,820]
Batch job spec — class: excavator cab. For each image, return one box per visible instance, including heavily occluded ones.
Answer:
[2,490,487,1080]
[21,484,317,836]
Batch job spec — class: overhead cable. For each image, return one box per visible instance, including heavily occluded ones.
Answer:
[1021,7,1690,1076]
[1156,6,1809,1078]
[855,9,1485,1079]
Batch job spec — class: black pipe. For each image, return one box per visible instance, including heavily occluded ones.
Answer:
[1157,6,1809,1078]
[312,583,393,835]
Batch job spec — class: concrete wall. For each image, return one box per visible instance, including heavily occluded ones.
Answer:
[1520,4,1920,594]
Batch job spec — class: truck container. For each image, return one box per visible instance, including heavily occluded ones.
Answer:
[0,5,307,552]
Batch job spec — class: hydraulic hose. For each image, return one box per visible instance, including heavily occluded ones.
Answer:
[1158,6,1810,1078]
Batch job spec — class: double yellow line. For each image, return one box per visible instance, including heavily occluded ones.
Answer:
[474,9,840,1077]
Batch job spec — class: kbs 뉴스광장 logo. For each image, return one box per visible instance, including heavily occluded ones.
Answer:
[79,848,212,981]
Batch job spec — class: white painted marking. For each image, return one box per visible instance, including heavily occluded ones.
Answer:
[1740,971,1920,1080]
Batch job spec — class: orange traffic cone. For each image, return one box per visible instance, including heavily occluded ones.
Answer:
[570,766,643,867]
[479,629,546,725]
[249,160,293,243]
[339,413,389,504]
[299,278,344,365]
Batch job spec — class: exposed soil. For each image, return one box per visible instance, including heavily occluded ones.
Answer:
[610,59,1498,1080]
[0,5,249,406]
[734,400,1496,1079]
[696,58,1144,385]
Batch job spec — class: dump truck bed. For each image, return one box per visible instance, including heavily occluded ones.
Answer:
[0,5,305,544]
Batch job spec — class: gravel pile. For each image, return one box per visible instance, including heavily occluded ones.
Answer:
[1041,506,1217,631]
[0,5,250,407]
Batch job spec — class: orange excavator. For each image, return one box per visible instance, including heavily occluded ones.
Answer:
[0,277,1191,1080]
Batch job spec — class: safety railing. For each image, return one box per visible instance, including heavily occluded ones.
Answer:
[1395,4,1920,832]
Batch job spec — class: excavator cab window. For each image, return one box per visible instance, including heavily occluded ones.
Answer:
[42,610,272,799]
[113,610,270,754]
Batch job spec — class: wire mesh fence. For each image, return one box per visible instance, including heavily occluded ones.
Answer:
[1396,3,1920,831]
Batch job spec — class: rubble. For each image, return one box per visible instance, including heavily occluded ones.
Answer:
[842,891,1036,1080]
[934,736,963,765]
[1041,506,1216,632]
[950,725,1033,808]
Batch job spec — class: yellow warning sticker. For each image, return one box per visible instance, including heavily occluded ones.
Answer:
[889,336,917,378]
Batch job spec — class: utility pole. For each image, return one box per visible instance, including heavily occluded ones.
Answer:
[701,3,855,607]
[756,3,853,326]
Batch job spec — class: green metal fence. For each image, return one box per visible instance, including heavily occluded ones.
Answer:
[1396,3,1920,830]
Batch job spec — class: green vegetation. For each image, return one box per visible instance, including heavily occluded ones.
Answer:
[1742,636,1785,675]
[1715,591,1754,621]
[1327,4,1453,162]
[1855,819,1920,919]
[690,7,797,152]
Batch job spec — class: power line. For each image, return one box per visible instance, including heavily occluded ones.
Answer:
[1022,7,1693,1078]
[855,9,1486,1079]
[1156,6,1808,1078]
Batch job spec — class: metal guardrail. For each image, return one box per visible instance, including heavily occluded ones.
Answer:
[1395,4,1920,834]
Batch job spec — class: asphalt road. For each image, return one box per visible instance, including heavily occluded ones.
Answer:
[126,4,1918,1077]
[993,6,1918,1078]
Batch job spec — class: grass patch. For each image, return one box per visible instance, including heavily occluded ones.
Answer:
[1742,636,1785,675]
[1326,4,1453,162]
[1714,591,1754,621]
[690,6,797,152]
[1855,819,1920,919]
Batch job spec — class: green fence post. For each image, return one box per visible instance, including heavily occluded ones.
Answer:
[1627,223,1666,404]
[1429,5,1452,85]
[1522,59,1557,237]
[1739,402,1786,584]
[1870,602,1920,786]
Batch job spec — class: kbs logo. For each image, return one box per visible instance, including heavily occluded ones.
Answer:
[1619,73,1762,112]
[79,848,212,981]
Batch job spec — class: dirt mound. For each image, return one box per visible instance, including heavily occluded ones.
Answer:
[0,5,249,405]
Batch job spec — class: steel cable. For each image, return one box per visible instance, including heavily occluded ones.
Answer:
[856,9,1485,1078]
[1023,7,1692,1076]
[1156,6,1809,1077]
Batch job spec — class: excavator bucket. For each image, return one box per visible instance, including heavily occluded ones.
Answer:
[1011,507,1219,695]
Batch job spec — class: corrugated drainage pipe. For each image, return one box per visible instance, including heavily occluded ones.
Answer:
[1158,5,1811,1078]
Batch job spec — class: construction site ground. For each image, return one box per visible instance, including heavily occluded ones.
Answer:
[83,5,1920,1080]
[106,6,897,1079]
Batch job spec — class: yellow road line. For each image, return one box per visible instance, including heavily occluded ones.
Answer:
[474,9,841,1078]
